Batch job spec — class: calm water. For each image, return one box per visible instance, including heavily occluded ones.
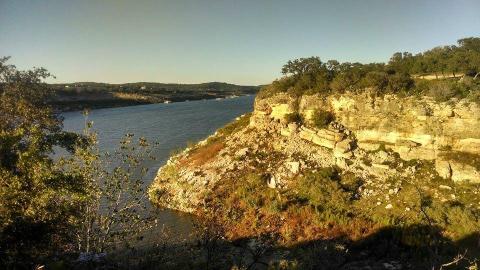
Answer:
[61,95,255,243]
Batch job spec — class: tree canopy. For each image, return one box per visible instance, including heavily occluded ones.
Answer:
[0,57,86,266]
[259,37,480,100]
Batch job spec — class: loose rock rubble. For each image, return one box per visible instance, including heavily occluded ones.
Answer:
[149,92,480,213]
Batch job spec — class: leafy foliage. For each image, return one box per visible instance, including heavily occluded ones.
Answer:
[259,37,480,99]
[59,121,156,254]
[0,57,158,268]
[284,112,303,125]
[311,109,335,129]
[0,57,84,267]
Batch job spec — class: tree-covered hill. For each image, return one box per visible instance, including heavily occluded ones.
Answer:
[48,82,259,111]
[260,37,480,101]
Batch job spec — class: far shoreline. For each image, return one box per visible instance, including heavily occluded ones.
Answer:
[55,93,254,113]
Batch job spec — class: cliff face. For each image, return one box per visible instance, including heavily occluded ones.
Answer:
[254,92,480,182]
[149,93,480,212]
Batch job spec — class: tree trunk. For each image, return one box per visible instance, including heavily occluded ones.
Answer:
[435,73,438,79]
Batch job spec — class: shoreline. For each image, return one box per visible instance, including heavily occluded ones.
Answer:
[53,93,253,112]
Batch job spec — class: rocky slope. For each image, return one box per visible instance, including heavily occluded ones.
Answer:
[149,92,480,213]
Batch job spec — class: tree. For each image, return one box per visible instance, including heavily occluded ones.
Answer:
[326,60,340,72]
[59,122,156,255]
[329,63,365,92]
[458,37,480,78]
[0,57,84,267]
[388,52,414,74]
[0,57,159,268]
[361,71,389,91]
[386,72,414,93]
[281,57,323,77]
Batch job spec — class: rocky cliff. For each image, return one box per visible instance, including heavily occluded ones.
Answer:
[255,92,480,182]
[149,92,480,213]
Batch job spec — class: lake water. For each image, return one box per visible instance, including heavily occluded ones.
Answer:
[61,95,255,244]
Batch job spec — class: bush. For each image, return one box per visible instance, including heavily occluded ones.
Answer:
[386,73,414,93]
[311,109,335,129]
[426,80,456,101]
[295,168,353,218]
[257,78,295,98]
[361,71,389,91]
[284,112,303,124]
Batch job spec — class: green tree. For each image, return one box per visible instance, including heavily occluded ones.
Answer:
[0,57,84,267]
[281,57,323,77]
[388,52,414,74]
[329,63,365,92]
[0,57,157,268]
[361,71,389,91]
[458,37,480,78]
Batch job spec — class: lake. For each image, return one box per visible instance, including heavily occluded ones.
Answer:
[61,95,255,244]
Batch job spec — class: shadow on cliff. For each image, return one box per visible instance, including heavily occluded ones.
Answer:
[219,224,480,270]
[71,224,479,270]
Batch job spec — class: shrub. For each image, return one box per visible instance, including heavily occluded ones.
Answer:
[361,71,389,91]
[426,80,457,101]
[311,109,335,129]
[284,112,303,124]
[386,73,414,93]
[295,168,352,216]
[257,78,295,98]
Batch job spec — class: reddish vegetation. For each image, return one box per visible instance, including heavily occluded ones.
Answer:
[221,204,378,246]
[206,176,379,247]
[181,142,224,167]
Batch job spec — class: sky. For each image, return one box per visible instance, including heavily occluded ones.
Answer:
[1,0,479,85]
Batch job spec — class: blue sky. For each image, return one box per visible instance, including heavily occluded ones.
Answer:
[1,0,479,85]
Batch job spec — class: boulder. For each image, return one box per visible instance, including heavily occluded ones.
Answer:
[450,161,480,183]
[335,157,348,169]
[316,129,336,141]
[267,175,277,189]
[436,156,480,183]
[299,128,315,141]
[270,104,294,121]
[288,122,299,133]
[311,134,336,149]
[435,158,452,179]
[357,141,382,151]
[286,161,300,174]
[280,128,291,137]
[334,140,354,158]
[372,163,390,171]
[335,139,353,153]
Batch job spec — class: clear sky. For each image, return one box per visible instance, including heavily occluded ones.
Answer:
[1,0,479,85]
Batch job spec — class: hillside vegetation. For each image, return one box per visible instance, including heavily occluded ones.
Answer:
[149,38,480,269]
[260,37,480,102]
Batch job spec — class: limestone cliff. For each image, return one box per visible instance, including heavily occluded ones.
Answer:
[149,92,480,212]
[256,92,480,182]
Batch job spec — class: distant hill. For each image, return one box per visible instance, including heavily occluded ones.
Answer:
[48,82,259,111]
